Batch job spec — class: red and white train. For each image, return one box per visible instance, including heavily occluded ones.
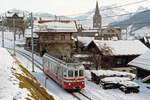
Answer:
[43,53,85,90]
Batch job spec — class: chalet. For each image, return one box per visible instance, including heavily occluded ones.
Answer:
[74,36,94,53]
[5,12,25,36]
[87,40,149,71]
[33,20,78,57]
[128,50,150,79]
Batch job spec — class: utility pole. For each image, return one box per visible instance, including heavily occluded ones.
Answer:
[126,27,128,40]
[13,18,16,55]
[31,13,34,72]
[2,16,4,48]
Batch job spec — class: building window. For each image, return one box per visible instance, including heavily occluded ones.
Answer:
[49,35,54,40]
[61,35,65,40]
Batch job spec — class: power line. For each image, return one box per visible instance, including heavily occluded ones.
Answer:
[103,9,150,18]
[65,0,149,17]
[101,0,149,11]
[76,9,150,21]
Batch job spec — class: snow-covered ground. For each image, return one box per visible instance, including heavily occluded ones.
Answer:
[0,47,31,100]
[1,31,150,100]
[0,47,54,100]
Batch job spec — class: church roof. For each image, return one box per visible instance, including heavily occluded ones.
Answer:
[95,1,100,15]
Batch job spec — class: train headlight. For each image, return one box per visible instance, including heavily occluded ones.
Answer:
[82,82,84,84]
[68,83,71,86]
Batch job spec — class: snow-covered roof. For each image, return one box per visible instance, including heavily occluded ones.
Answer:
[81,29,99,33]
[91,40,149,56]
[25,29,39,38]
[34,20,78,33]
[73,54,90,58]
[77,36,95,46]
[6,12,24,17]
[128,50,150,71]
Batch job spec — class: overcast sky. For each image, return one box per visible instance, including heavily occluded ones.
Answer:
[1,0,150,16]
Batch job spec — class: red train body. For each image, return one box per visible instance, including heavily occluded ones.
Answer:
[43,53,85,90]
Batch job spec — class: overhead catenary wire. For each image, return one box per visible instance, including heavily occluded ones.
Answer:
[101,0,149,11]
[64,0,150,17]
[75,9,150,21]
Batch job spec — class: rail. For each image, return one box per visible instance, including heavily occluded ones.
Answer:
[6,47,92,100]
[71,91,92,100]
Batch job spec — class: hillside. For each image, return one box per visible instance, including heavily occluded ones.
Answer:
[109,7,150,34]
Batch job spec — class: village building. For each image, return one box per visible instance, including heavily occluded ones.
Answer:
[73,28,99,38]
[24,29,39,52]
[95,27,122,40]
[92,1,122,40]
[128,50,150,80]
[32,20,77,57]
[87,40,149,72]
[5,12,25,36]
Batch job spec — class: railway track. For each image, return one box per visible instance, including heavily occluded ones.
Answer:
[6,47,43,70]
[71,91,92,100]
[6,47,93,100]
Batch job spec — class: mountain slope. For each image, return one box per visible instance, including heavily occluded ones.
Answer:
[109,7,150,34]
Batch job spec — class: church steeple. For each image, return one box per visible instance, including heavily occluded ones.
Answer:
[93,0,102,29]
[95,0,100,15]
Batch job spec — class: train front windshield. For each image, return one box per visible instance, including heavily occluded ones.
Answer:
[68,69,84,78]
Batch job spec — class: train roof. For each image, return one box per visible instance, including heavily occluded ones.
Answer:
[43,53,84,69]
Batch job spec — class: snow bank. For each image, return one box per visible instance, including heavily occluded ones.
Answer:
[0,47,54,100]
[0,47,31,100]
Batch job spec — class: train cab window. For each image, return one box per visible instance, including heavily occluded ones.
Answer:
[79,70,84,77]
[68,70,73,77]
[75,70,78,77]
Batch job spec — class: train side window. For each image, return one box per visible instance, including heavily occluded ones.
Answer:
[49,62,51,70]
[75,70,78,77]
[79,70,84,77]
[68,70,73,77]
[63,69,67,77]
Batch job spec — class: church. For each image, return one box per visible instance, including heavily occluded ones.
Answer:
[93,1,102,29]
[93,1,121,40]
